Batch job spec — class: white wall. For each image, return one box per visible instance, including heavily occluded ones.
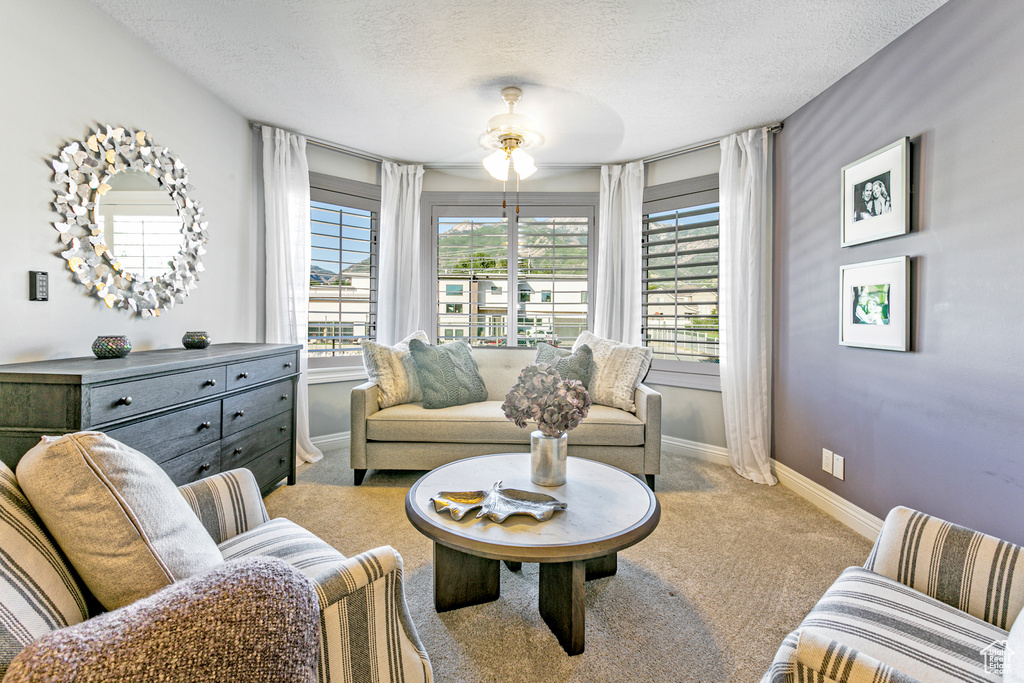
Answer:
[0,0,254,364]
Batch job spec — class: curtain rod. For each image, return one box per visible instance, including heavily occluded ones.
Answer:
[250,120,783,169]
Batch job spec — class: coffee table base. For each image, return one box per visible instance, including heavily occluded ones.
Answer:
[432,542,617,655]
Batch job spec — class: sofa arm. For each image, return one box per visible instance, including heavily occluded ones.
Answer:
[4,557,319,683]
[634,383,662,475]
[865,506,1024,629]
[794,630,922,683]
[310,546,432,683]
[178,468,270,544]
[350,381,379,470]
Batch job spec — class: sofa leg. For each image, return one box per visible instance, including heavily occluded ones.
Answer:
[644,474,655,491]
[353,469,367,486]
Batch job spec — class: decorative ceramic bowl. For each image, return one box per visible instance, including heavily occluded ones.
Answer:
[92,335,132,359]
[182,331,211,349]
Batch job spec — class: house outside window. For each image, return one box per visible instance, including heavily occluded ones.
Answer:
[431,196,595,348]
[446,284,463,296]
[308,174,380,367]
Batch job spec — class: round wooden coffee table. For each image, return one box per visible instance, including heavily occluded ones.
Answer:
[405,453,660,655]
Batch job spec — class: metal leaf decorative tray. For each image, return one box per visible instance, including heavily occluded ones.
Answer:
[431,481,567,523]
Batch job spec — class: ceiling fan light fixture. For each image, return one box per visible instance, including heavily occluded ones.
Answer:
[481,86,543,181]
[483,148,510,181]
[510,146,536,179]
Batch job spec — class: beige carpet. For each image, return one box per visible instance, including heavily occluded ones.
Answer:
[264,449,871,683]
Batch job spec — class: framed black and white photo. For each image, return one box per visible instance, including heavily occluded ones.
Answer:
[841,137,909,247]
[839,256,909,351]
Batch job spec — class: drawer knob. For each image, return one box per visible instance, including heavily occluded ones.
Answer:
[279,458,286,466]
[234,447,243,454]
[199,463,212,472]
[234,410,244,418]
[281,394,289,400]
[284,362,293,368]
[279,426,286,432]
[117,396,133,406]
[239,372,249,379]
[199,421,212,430]
[204,379,217,387]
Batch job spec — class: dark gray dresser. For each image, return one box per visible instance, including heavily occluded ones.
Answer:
[0,343,300,494]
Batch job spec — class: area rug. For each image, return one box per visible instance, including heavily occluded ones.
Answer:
[264,449,871,683]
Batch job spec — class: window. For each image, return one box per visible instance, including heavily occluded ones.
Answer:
[446,303,463,314]
[446,284,463,296]
[642,175,719,365]
[308,175,380,363]
[434,199,594,348]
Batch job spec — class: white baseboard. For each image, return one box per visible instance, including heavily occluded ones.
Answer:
[663,436,883,542]
[311,431,349,451]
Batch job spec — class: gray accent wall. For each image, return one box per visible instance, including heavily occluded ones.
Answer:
[773,0,1024,544]
[1,0,254,364]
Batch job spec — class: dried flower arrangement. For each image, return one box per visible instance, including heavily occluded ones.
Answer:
[501,363,591,437]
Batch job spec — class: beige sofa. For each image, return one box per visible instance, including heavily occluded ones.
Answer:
[350,347,661,488]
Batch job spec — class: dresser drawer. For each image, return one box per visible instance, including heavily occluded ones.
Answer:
[162,442,220,486]
[221,411,293,470]
[246,442,292,492]
[226,353,298,391]
[91,367,226,424]
[222,379,294,437]
[105,401,221,464]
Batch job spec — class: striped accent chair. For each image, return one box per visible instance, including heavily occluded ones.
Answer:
[763,506,1023,683]
[180,469,433,683]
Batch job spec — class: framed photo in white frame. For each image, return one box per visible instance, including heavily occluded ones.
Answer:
[839,256,910,351]
[841,137,909,247]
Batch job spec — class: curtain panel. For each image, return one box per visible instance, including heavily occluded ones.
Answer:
[595,161,644,345]
[719,128,775,485]
[262,127,322,464]
[376,162,426,346]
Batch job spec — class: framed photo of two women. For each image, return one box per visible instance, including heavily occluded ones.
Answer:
[840,137,910,247]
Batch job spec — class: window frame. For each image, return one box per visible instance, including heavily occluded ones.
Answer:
[307,173,381,376]
[423,191,598,349]
[642,173,722,391]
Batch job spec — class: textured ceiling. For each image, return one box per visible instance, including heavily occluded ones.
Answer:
[88,0,947,166]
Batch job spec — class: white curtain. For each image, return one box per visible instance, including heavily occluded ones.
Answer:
[719,128,775,485]
[262,127,322,464]
[376,161,426,346]
[595,161,644,345]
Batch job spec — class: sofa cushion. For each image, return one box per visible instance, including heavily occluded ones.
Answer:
[3,557,319,683]
[366,400,644,446]
[361,330,430,408]
[408,339,488,409]
[16,433,224,611]
[218,517,346,579]
[0,462,90,677]
[572,331,652,413]
[792,566,1007,683]
[535,342,595,388]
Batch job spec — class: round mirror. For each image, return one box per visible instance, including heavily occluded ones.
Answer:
[94,170,185,281]
[51,125,208,316]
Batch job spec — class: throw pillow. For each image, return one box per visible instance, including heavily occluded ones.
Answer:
[1007,609,1024,683]
[16,432,224,611]
[360,330,430,409]
[0,461,90,677]
[572,330,653,413]
[534,342,595,388]
[407,339,488,409]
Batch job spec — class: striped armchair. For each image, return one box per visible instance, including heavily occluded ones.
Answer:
[179,469,433,683]
[763,507,1023,683]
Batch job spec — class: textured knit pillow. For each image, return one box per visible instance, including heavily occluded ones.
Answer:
[572,331,653,413]
[16,433,224,611]
[360,330,430,408]
[3,557,319,683]
[407,339,488,409]
[0,461,90,677]
[535,342,595,388]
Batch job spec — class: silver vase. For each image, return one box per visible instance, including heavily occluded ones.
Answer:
[531,430,567,487]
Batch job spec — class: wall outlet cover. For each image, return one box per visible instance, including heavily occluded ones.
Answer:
[822,448,833,474]
[833,453,845,480]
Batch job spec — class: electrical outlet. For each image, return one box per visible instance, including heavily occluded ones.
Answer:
[832,453,845,480]
[821,449,833,474]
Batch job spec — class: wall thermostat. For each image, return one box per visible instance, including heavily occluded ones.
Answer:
[29,271,48,301]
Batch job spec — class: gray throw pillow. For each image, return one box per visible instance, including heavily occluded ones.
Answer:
[535,342,595,389]
[408,339,488,409]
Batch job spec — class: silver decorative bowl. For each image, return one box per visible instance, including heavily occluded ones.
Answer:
[182,331,211,349]
[92,335,131,359]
